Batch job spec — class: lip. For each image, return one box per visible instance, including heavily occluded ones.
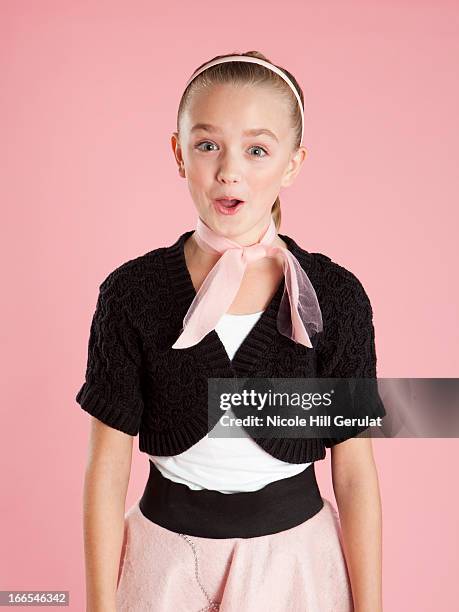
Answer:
[213,198,246,216]
[214,195,245,202]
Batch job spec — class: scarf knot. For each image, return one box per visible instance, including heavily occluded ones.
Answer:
[172,217,323,350]
[241,243,273,265]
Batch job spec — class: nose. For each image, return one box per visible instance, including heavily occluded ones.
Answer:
[216,153,241,184]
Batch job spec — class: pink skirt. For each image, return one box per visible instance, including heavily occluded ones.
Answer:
[116,496,353,611]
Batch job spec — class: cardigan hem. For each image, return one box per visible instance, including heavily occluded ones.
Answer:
[75,381,142,437]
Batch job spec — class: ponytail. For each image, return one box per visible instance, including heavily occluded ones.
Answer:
[271,196,281,231]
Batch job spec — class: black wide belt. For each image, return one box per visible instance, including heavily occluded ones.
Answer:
[138,459,324,539]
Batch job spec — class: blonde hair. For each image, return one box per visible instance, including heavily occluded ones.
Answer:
[177,50,305,231]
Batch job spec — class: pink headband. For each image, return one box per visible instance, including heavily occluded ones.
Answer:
[183,55,305,145]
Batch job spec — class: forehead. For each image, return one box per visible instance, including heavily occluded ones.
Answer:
[182,83,292,137]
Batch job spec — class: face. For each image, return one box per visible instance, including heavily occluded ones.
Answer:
[171,83,307,244]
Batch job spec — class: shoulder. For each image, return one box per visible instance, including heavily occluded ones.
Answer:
[310,252,372,314]
[307,253,376,361]
[98,245,166,299]
[282,236,374,336]
[285,235,373,315]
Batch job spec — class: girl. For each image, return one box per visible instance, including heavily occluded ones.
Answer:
[76,51,385,611]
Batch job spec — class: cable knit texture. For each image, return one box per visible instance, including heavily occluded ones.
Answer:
[75,230,386,462]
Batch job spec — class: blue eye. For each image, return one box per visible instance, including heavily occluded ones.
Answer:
[196,141,218,152]
[195,141,268,157]
[248,146,268,157]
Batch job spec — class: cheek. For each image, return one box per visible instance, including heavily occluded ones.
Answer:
[247,163,283,190]
[186,157,213,185]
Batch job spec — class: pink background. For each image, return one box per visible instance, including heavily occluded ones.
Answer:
[2,1,458,610]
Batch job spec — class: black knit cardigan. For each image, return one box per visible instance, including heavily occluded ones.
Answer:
[75,230,386,463]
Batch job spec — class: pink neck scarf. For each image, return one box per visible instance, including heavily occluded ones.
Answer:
[172,217,323,349]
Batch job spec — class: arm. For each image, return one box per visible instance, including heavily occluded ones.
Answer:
[83,417,133,612]
[331,437,383,612]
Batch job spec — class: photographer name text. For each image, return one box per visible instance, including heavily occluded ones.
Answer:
[219,414,383,428]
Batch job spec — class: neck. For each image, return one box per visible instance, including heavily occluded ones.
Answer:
[197,214,283,247]
[218,220,273,247]
[186,222,288,273]
[186,232,220,269]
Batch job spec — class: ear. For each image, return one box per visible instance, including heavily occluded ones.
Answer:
[280,146,307,187]
[171,132,186,178]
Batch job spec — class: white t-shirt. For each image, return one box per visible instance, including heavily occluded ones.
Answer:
[148,310,312,493]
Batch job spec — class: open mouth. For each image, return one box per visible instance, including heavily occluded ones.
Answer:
[213,198,246,215]
[216,198,243,208]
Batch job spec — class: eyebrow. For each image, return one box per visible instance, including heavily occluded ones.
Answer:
[190,123,279,143]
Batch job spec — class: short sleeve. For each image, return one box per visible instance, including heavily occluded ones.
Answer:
[75,275,145,436]
[316,273,386,447]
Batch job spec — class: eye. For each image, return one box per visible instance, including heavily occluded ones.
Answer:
[194,141,269,157]
[248,146,268,158]
[195,141,218,152]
